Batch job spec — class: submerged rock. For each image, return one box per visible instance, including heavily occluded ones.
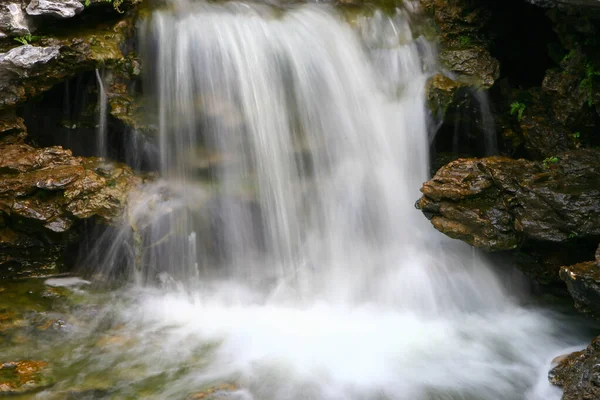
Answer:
[550,336,600,400]
[0,360,53,394]
[26,0,85,18]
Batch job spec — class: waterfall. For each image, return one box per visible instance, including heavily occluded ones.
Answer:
[95,68,108,158]
[83,3,587,399]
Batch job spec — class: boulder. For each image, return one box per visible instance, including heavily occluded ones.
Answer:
[26,0,84,19]
[0,136,140,278]
[550,335,600,400]
[560,244,600,317]
[417,149,600,282]
[0,3,31,38]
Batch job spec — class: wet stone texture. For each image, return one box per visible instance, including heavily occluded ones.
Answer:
[0,360,53,395]
[0,136,140,278]
[560,243,600,317]
[417,149,600,283]
[550,335,600,400]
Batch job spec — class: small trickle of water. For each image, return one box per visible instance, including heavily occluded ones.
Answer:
[79,2,588,399]
[95,68,107,158]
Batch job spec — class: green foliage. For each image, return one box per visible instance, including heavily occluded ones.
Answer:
[13,34,41,45]
[510,102,526,121]
[458,36,472,47]
[542,156,559,168]
[85,0,90,6]
[568,232,578,239]
[580,63,600,107]
[572,131,581,139]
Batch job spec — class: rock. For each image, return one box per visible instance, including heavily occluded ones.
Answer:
[417,149,600,283]
[549,336,600,400]
[0,360,53,395]
[0,45,60,76]
[186,384,239,400]
[0,10,135,110]
[26,0,84,18]
[560,243,600,316]
[0,139,141,278]
[418,149,600,249]
[439,47,500,88]
[419,0,499,87]
[0,3,31,37]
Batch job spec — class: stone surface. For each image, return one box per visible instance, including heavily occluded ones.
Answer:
[417,149,600,283]
[26,0,84,18]
[0,45,60,76]
[0,138,140,278]
[0,13,134,110]
[560,244,600,316]
[0,360,53,394]
[418,149,600,250]
[439,48,499,88]
[0,3,31,38]
[550,335,600,400]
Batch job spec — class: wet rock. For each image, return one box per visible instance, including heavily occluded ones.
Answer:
[187,383,239,400]
[419,0,499,87]
[0,12,135,110]
[0,3,31,38]
[426,73,468,119]
[0,360,53,394]
[560,244,600,316]
[417,149,600,282]
[550,335,600,400]
[0,140,140,277]
[418,149,600,249]
[439,47,499,88]
[26,0,85,18]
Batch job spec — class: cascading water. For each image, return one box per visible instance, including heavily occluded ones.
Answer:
[73,2,591,399]
[95,68,108,158]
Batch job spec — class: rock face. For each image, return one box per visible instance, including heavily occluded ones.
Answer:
[550,335,600,400]
[417,149,600,282]
[560,244,600,316]
[26,0,85,18]
[0,133,140,278]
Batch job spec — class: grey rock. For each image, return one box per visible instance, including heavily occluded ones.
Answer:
[26,0,84,18]
[0,3,31,37]
[0,45,59,78]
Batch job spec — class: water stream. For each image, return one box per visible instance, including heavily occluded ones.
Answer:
[6,2,595,399]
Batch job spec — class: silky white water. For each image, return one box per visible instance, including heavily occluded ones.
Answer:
[79,2,590,399]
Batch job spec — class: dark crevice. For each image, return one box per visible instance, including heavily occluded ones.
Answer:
[478,0,560,88]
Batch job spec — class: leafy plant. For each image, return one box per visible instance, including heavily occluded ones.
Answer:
[85,0,90,6]
[510,102,526,121]
[13,34,41,45]
[568,232,578,239]
[542,156,559,168]
[580,63,600,107]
